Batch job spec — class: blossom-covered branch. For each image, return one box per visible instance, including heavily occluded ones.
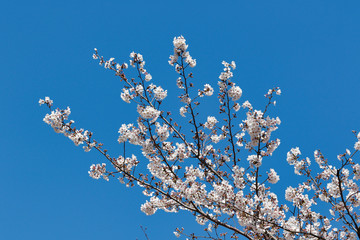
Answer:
[40,36,360,240]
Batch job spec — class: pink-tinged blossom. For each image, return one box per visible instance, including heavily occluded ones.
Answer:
[208,180,235,205]
[203,84,213,96]
[289,157,311,175]
[266,87,281,97]
[155,122,170,142]
[176,77,184,89]
[314,150,326,169]
[235,132,245,147]
[217,80,227,92]
[266,139,281,156]
[195,215,208,225]
[242,100,252,110]
[218,71,233,82]
[204,116,218,129]
[232,166,245,189]
[285,186,296,202]
[168,143,190,161]
[173,36,188,51]
[141,199,157,215]
[180,95,191,104]
[137,105,160,122]
[118,124,144,145]
[247,154,262,168]
[242,109,278,147]
[355,141,360,151]
[283,217,301,239]
[116,155,139,173]
[120,89,133,103]
[141,139,155,156]
[185,55,196,67]
[43,107,71,133]
[145,73,152,82]
[68,129,89,146]
[179,106,187,117]
[287,147,301,165]
[104,57,114,69]
[267,168,280,184]
[233,102,240,111]
[135,85,144,95]
[153,86,167,101]
[353,164,360,180]
[88,163,108,181]
[169,36,195,68]
[210,134,225,144]
[83,142,96,152]
[38,96,53,107]
[228,86,242,101]
[218,61,234,84]
[346,148,351,155]
[327,177,341,198]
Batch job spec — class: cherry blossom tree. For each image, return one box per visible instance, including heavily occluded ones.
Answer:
[39,36,360,240]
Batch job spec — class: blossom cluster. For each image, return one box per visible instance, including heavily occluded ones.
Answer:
[169,36,196,68]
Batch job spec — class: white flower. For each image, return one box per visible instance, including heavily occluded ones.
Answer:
[206,223,213,232]
[233,103,240,112]
[228,86,242,101]
[204,116,218,129]
[104,57,114,69]
[247,154,262,168]
[176,77,184,89]
[155,123,170,141]
[285,186,296,202]
[346,149,351,155]
[121,89,132,103]
[39,96,53,107]
[137,105,161,122]
[141,200,157,215]
[153,86,167,101]
[242,100,252,109]
[203,84,214,96]
[185,56,196,67]
[180,95,191,104]
[43,107,71,134]
[68,129,89,146]
[180,107,187,117]
[355,141,360,151]
[353,164,360,180]
[210,135,221,143]
[173,36,188,51]
[287,147,301,165]
[88,163,108,181]
[145,73,152,82]
[135,85,144,95]
[267,169,280,184]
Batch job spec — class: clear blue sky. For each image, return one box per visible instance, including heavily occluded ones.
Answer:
[1,1,360,239]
